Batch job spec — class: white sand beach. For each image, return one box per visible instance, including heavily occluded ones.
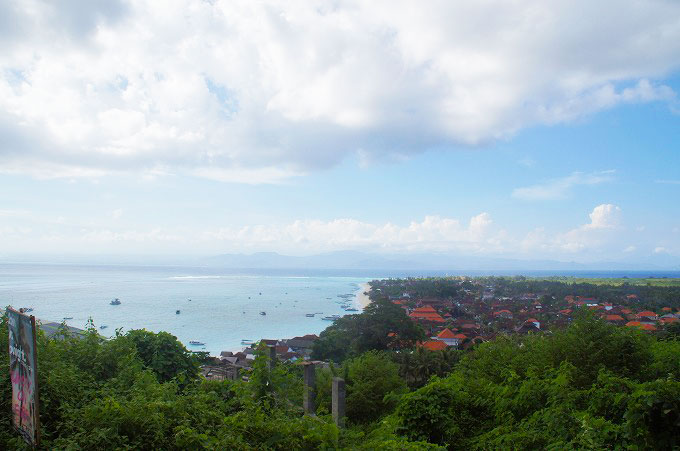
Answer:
[355,282,372,310]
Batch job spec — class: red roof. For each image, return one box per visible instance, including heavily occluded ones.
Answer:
[640,324,657,331]
[621,308,632,314]
[412,305,437,313]
[605,314,624,321]
[638,311,657,317]
[409,311,446,323]
[662,307,672,312]
[526,318,539,323]
[453,333,467,340]
[559,309,572,315]
[493,309,512,316]
[661,317,679,324]
[626,321,641,327]
[422,340,448,351]
[437,328,457,339]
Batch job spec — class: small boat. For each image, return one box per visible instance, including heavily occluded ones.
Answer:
[306,313,315,317]
[176,310,181,314]
[63,317,73,320]
[189,341,205,346]
[241,339,254,345]
[259,311,266,316]
[110,298,121,305]
[259,292,262,295]
[321,315,341,321]
[100,325,108,329]
[345,308,359,312]
[22,307,34,313]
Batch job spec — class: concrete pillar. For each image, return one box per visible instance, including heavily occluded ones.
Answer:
[267,345,277,371]
[332,377,346,428]
[303,363,316,415]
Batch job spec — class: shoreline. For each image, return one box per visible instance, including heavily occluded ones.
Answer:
[355,282,372,310]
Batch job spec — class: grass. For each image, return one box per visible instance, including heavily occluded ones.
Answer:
[526,277,680,287]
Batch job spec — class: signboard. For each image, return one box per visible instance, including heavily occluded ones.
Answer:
[7,307,40,447]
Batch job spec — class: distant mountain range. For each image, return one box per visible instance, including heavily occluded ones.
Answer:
[2,250,678,272]
[205,250,680,272]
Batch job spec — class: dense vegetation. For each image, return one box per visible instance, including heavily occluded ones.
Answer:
[2,277,680,449]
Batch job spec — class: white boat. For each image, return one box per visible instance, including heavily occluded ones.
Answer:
[241,339,254,345]
[259,311,266,316]
[305,313,315,317]
[100,325,108,329]
[189,340,205,346]
[110,298,121,305]
[321,315,341,321]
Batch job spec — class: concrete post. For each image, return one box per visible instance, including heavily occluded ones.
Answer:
[267,345,277,371]
[332,377,346,428]
[303,363,316,415]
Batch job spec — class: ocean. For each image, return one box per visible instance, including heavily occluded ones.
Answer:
[0,263,372,355]
[2,263,679,355]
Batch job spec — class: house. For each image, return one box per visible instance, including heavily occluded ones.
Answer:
[421,340,448,351]
[409,305,446,323]
[525,318,540,329]
[493,309,513,319]
[605,314,625,323]
[637,311,658,321]
[515,321,540,334]
[433,328,466,347]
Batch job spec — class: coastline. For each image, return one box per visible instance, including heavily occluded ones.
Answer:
[355,282,372,310]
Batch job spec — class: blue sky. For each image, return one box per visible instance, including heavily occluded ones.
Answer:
[1,1,679,266]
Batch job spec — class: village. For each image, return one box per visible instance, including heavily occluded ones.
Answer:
[202,277,680,380]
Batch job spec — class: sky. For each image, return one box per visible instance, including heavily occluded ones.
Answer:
[1,0,679,266]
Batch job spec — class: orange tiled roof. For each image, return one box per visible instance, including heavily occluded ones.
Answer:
[422,340,448,351]
[605,314,624,321]
[626,321,641,327]
[661,317,679,324]
[437,328,457,339]
[640,324,657,331]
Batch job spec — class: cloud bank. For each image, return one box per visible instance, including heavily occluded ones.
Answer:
[1,0,680,181]
[5,203,676,262]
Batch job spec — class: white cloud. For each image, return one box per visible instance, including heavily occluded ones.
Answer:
[585,204,621,229]
[1,1,679,181]
[512,170,615,200]
[654,246,668,254]
[623,245,636,253]
[517,204,623,254]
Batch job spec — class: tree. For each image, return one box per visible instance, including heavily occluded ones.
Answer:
[345,351,407,424]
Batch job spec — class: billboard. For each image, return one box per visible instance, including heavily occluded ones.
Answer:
[7,307,40,447]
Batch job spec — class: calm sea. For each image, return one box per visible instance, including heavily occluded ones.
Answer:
[0,263,373,355]
[1,263,678,355]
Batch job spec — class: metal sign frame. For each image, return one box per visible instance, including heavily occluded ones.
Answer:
[7,307,41,447]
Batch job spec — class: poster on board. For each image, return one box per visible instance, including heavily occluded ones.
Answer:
[7,307,40,447]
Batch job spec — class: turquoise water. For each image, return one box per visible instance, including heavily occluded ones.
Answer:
[0,264,370,355]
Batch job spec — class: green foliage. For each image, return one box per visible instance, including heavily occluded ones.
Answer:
[312,296,426,362]
[389,314,680,449]
[126,329,200,383]
[345,351,407,424]
[2,303,679,449]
